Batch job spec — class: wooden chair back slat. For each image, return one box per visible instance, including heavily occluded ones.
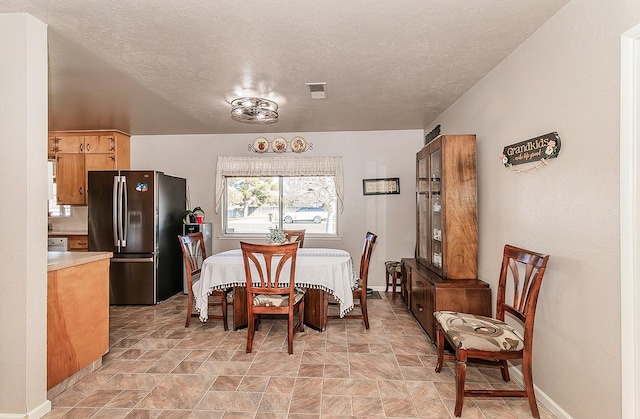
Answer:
[284,229,306,247]
[241,241,298,294]
[497,244,549,340]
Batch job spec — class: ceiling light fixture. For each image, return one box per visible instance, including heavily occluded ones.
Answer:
[230,97,278,124]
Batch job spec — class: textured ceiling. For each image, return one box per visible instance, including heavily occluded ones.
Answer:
[0,0,570,135]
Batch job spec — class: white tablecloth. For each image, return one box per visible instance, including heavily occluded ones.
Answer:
[194,248,357,322]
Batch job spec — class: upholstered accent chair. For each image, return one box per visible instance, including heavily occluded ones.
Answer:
[384,260,403,303]
[434,244,550,417]
[178,232,228,329]
[325,231,377,329]
[240,241,305,354]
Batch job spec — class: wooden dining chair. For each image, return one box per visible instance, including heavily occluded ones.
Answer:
[434,244,550,417]
[284,229,305,247]
[178,232,228,330]
[240,241,305,354]
[325,231,377,329]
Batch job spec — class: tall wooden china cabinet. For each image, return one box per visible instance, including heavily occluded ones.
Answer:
[402,134,491,342]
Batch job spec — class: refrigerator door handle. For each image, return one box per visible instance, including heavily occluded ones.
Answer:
[110,257,154,263]
[120,175,128,247]
[112,175,119,248]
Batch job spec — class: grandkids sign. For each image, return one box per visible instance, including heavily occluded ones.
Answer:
[500,132,561,168]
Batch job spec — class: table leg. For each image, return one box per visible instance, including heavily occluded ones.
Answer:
[232,286,248,330]
[303,288,327,331]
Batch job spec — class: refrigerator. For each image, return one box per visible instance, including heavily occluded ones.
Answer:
[88,170,186,304]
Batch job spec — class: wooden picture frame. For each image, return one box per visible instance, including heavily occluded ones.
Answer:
[363,178,400,195]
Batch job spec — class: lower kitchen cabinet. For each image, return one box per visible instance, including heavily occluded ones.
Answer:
[68,235,88,251]
[47,252,112,389]
[48,234,88,251]
[402,258,492,342]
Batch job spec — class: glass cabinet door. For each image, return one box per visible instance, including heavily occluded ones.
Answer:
[429,147,442,271]
[416,155,428,262]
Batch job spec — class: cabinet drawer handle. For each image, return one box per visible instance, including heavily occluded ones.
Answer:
[79,143,83,152]
[86,143,90,152]
[79,187,84,195]
[416,304,424,312]
[77,242,87,246]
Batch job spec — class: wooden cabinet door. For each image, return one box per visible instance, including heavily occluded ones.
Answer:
[67,235,89,251]
[56,154,85,205]
[85,135,114,154]
[411,273,432,336]
[85,154,116,200]
[56,136,85,153]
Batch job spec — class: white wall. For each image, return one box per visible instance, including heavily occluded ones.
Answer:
[131,130,422,288]
[425,0,640,417]
[0,13,50,418]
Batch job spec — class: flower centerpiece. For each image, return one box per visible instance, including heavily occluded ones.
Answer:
[266,227,287,244]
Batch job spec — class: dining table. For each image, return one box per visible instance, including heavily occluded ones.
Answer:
[194,247,357,331]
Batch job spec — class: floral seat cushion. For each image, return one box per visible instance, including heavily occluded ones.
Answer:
[385,261,402,275]
[434,311,524,352]
[253,288,305,307]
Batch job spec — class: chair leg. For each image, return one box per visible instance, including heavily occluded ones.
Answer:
[385,271,390,292]
[246,312,255,353]
[522,353,540,418]
[454,350,468,417]
[435,324,444,373]
[323,292,329,330]
[299,300,305,332]
[391,274,397,303]
[185,292,193,328]
[361,295,370,330]
[221,292,228,331]
[499,359,510,382]
[287,310,294,354]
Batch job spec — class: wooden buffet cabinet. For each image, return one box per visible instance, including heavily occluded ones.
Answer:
[402,258,491,341]
[403,134,491,342]
[48,130,130,205]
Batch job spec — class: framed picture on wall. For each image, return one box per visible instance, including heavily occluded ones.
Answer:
[363,178,400,195]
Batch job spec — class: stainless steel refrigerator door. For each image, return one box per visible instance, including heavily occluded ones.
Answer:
[120,171,157,254]
[109,255,156,304]
[88,171,119,253]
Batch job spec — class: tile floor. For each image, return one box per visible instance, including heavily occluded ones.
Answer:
[44,291,555,418]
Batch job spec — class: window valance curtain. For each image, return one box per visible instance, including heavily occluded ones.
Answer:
[215,156,344,214]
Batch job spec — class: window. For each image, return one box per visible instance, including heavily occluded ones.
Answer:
[225,176,337,235]
[47,160,71,217]
[216,156,344,237]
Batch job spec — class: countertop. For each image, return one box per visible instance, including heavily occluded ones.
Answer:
[48,230,88,236]
[47,251,113,272]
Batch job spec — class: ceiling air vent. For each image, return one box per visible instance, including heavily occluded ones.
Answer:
[305,82,327,100]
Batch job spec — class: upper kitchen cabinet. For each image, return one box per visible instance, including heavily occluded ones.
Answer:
[49,130,130,205]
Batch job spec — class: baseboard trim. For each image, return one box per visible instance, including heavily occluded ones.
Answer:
[508,365,573,419]
[0,400,51,419]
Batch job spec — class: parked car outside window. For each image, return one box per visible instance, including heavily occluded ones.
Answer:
[283,207,328,224]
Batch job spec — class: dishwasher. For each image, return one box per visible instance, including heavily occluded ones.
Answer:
[47,237,68,251]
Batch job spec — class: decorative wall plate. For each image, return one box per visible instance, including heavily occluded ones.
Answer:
[253,137,269,153]
[291,136,307,153]
[272,137,288,153]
